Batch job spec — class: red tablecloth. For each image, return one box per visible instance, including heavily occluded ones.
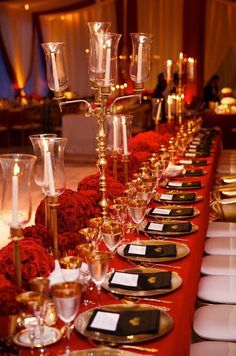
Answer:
[3,134,221,356]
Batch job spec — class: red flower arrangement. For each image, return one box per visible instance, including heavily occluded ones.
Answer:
[0,274,21,316]
[35,189,99,234]
[130,130,172,154]
[0,239,55,287]
[77,173,126,199]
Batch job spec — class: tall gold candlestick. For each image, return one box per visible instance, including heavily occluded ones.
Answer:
[10,227,23,287]
[48,196,60,259]
[112,150,118,180]
[122,155,129,184]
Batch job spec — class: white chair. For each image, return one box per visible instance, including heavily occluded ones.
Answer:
[190,341,236,356]
[198,276,236,304]
[193,305,236,341]
[206,222,236,237]
[201,255,236,276]
[205,237,236,255]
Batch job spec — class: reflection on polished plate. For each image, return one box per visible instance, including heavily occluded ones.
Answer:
[139,220,198,236]
[102,267,182,296]
[160,181,203,190]
[13,326,62,348]
[147,206,200,219]
[68,348,140,355]
[74,304,173,344]
[117,239,190,263]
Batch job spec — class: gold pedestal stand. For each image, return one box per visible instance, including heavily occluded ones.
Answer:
[48,196,60,260]
[10,227,24,287]
[176,78,184,125]
[122,155,129,184]
[112,151,118,180]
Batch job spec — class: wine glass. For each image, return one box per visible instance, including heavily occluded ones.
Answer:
[78,227,101,249]
[51,282,82,355]
[101,221,123,270]
[128,198,147,234]
[59,256,82,283]
[87,251,110,304]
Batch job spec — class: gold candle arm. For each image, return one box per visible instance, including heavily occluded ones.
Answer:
[108,93,142,114]
[54,97,92,113]
[10,227,23,287]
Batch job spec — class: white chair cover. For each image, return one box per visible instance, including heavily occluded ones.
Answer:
[201,255,236,276]
[193,305,236,341]
[198,275,236,304]
[205,237,236,255]
[206,222,236,238]
[190,341,236,356]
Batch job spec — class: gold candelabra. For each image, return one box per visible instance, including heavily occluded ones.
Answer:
[10,227,24,287]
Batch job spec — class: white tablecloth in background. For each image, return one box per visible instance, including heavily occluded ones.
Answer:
[62,114,98,155]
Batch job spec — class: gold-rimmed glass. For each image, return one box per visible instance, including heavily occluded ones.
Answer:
[51,282,82,354]
[78,227,101,248]
[101,221,123,256]
[59,256,82,283]
[128,198,147,234]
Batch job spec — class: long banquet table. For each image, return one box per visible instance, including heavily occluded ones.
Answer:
[2,133,221,356]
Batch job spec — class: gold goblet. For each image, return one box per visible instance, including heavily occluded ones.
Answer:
[59,256,82,283]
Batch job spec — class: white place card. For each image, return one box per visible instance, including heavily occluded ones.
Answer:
[110,272,139,287]
[147,222,164,231]
[160,194,173,200]
[185,153,196,158]
[190,144,198,148]
[90,311,120,331]
[168,181,183,187]
[152,208,171,215]
[128,245,147,255]
[189,148,197,153]
[179,159,192,165]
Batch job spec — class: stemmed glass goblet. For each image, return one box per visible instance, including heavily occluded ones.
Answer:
[51,282,82,355]
[101,221,123,270]
[128,198,147,235]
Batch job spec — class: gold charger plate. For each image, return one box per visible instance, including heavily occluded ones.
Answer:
[147,206,200,220]
[139,220,198,236]
[13,326,61,348]
[117,239,190,263]
[102,267,182,296]
[74,304,173,344]
[154,191,203,204]
[69,349,140,355]
[160,181,204,190]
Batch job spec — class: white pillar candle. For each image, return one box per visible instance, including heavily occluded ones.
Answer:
[187,57,194,81]
[179,52,183,76]
[166,59,172,82]
[46,152,55,196]
[137,43,143,82]
[122,122,128,155]
[12,163,20,227]
[113,117,118,151]
[51,52,60,92]
[44,145,49,186]
[155,100,162,123]
[104,47,111,86]
[97,44,103,73]
[167,95,172,120]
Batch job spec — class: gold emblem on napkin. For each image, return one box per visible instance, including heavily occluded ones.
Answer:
[187,182,191,185]
[176,210,182,214]
[154,247,162,253]
[147,277,157,284]
[180,195,185,199]
[170,225,178,230]
[129,317,140,326]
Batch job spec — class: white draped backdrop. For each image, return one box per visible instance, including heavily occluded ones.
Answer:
[0,0,235,98]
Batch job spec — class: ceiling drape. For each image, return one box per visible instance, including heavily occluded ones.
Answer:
[137,0,183,90]
[39,1,117,98]
[204,0,236,89]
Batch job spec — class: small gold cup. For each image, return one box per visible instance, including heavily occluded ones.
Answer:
[29,277,50,297]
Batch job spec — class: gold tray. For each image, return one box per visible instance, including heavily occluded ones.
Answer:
[102,267,182,296]
[155,191,203,204]
[13,326,61,348]
[74,304,173,344]
[160,181,203,190]
[117,239,190,263]
[139,220,198,236]
[147,206,200,219]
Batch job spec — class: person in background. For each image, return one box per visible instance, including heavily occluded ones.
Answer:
[203,74,220,108]
[153,72,167,122]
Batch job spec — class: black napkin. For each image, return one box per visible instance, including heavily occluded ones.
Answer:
[186,151,210,158]
[145,221,192,233]
[86,308,160,335]
[192,160,208,166]
[124,243,177,258]
[185,170,203,177]
[172,192,196,201]
[108,271,172,290]
[149,207,194,217]
[167,181,201,188]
